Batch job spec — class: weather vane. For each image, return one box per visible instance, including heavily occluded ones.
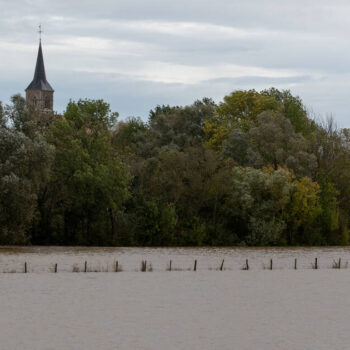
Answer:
[38,24,43,41]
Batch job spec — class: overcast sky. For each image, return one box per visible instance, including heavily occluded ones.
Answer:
[1,0,350,126]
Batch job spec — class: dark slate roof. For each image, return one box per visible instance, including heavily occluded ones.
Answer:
[26,41,54,92]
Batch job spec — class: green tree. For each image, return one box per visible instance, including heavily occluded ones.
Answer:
[205,90,280,149]
[149,98,216,151]
[223,112,317,177]
[248,112,317,177]
[35,99,130,245]
[126,145,233,245]
[227,167,292,245]
[283,176,322,245]
[262,88,316,136]
[0,95,53,244]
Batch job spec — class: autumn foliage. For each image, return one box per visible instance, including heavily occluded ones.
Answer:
[0,89,349,246]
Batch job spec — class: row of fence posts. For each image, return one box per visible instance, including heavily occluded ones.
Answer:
[20,257,345,273]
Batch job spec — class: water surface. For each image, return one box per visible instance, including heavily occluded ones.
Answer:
[1,246,349,349]
[0,246,349,272]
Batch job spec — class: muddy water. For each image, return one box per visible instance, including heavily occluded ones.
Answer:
[0,247,349,349]
[0,246,349,272]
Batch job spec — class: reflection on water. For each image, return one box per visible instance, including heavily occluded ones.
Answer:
[0,246,350,272]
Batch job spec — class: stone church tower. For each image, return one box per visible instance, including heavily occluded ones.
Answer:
[25,40,54,112]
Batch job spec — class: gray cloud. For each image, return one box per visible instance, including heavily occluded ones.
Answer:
[1,0,350,126]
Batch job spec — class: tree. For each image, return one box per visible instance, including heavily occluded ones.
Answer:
[262,88,316,136]
[248,112,317,177]
[0,95,53,244]
[124,145,233,245]
[204,90,280,149]
[148,98,216,151]
[1,89,349,247]
[316,174,340,244]
[0,101,6,128]
[283,176,322,245]
[227,167,292,245]
[112,117,154,162]
[35,99,131,245]
[222,112,317,177]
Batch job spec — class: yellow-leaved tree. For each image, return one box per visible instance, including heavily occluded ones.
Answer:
[284,177,322,244]
[204,90,280,150]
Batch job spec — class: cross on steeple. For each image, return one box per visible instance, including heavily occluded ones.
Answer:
[38,24,43,41]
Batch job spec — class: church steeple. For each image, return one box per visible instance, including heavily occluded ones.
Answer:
[25,34,54,112]
[26,41,53,92]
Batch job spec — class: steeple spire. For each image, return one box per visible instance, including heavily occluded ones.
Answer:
[26,40,53,91]
[25,32,54,112]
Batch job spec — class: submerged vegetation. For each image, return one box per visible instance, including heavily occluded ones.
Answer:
[1,88,350,246]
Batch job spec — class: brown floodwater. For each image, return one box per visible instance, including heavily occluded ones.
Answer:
[1,246,349,349]
[0,245,349,272]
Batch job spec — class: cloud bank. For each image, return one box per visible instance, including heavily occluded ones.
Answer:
[1,0,350,125]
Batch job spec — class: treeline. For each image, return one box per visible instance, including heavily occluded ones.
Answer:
[1,88,350,246]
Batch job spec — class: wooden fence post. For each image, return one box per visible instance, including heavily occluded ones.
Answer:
[24,262,27,273]
[220,259,224,271]
[115,261,118,272]
[294,258,297,270]
[270,259,273,270]
[169,260,172,271]
[194,260,197,271]
[84,261,87,273]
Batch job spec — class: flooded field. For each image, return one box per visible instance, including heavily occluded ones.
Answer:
[1,247,349,349]
[1,246,350,272]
